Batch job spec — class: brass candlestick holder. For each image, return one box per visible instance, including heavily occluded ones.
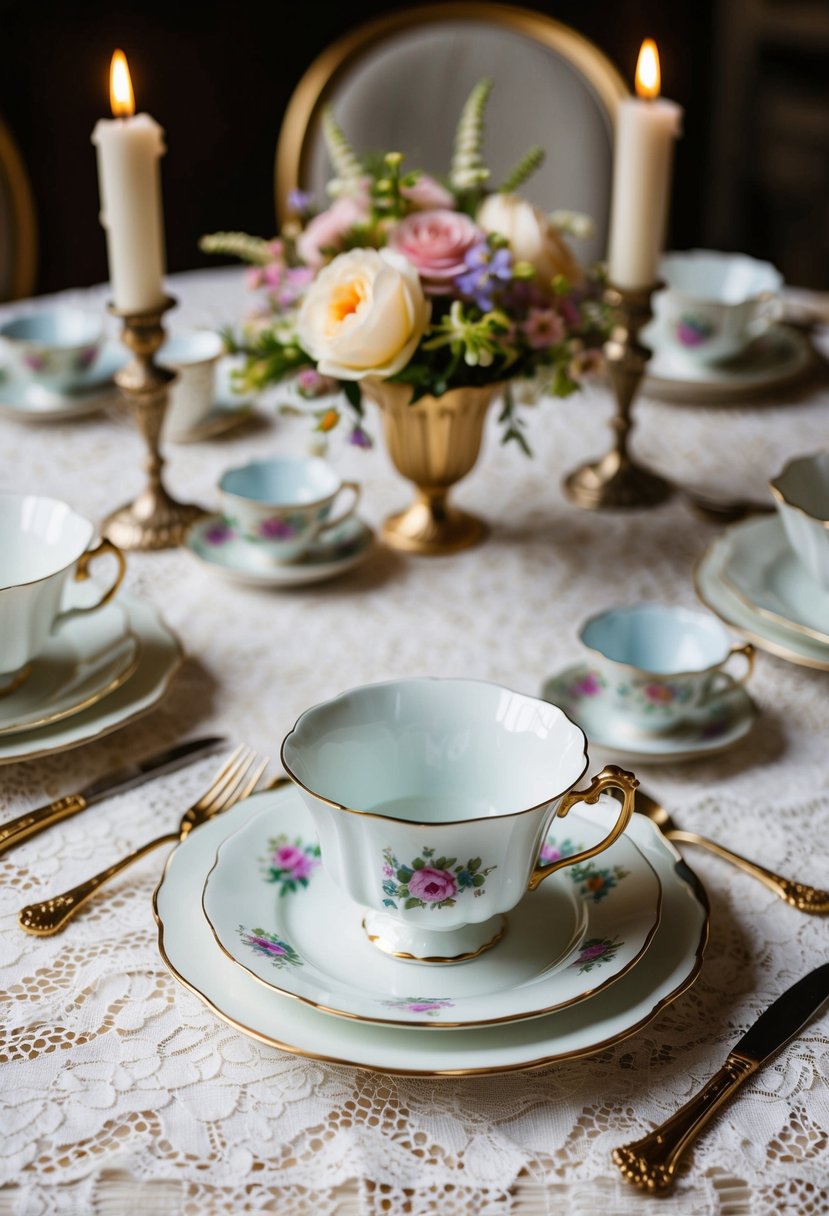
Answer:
[563,281,672,510]
[102,296,204,550]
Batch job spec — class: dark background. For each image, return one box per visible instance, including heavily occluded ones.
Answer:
[1,0,827,295]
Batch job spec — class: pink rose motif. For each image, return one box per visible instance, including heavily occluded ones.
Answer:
[644,683,674,704]
[248,935,286,957]
[540,842,563,864]
[578,942,609,963]
[296,194,371,268]
[572,672,602,697]
[387,209,483,295]
[408,866,458,903]
[273,844,315,880]
[259,517,297,539]
[400,174,455,211]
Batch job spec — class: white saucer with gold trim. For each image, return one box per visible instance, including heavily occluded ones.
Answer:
[200,789,662,1028]
[154,786,708,1075]
[0,591,182,764]
[0,600,140,736]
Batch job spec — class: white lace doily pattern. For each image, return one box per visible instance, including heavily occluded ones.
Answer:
[1,270,828,1215]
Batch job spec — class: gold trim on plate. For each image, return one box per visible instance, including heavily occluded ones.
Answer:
[154,815,706,1074]
[191,787,666,1033]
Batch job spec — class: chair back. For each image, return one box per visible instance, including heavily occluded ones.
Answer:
[276,3,627,265]
[0,117,36,301]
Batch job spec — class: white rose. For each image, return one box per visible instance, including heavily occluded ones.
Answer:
[476,193,582,286]
[297,248,430,381]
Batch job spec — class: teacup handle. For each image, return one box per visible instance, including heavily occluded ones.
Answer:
[527,765,639,892]
[60,539,127,623]
[703,641,755,700]
[316,481,361,537]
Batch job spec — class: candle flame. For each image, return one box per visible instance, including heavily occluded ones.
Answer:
[110,50,135,118]
[635,39,661,100]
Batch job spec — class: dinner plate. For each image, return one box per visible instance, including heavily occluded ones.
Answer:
[154,789,709,1076]
[718,515,829,646]
[184,515,374,587]
[0,600,140,736]
[642,324,814,404]
[0,340,127,421]
[0,592,182,763]
[201,789,662,1028]
[542,664,757,764]
[695,525,829,671]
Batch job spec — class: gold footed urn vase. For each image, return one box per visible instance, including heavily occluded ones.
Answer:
[362,379,503,556]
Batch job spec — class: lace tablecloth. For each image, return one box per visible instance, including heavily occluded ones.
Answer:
[1,269,828,1216]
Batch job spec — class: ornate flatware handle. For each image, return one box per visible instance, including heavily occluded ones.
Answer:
[613,1052,758,1192]
[0,794,88,857]
[669,829,829,914]
[18,831,178,936]
[528,765,638,891]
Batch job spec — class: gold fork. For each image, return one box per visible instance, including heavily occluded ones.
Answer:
[636,788,829,914]
[19,745,268,936]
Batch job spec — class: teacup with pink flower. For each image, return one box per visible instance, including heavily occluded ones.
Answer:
[281,677,638,964]
[579,603,754,733]
[219,456,361,565]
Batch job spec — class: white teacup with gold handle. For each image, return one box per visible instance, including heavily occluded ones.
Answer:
[281,677,638,963]
[0,494,126,690]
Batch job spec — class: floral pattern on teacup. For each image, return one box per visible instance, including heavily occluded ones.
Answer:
[75,346,98,372]
[567,670,606,699]
[204,519,235,546]
[257,515,304,540]
[382,997,455,1016]
[571,935,622,973]
[675,315,716,347]
[261,834,321,895]
[616,679,695,715]
[381,846,496,910]
[237,925,302,967]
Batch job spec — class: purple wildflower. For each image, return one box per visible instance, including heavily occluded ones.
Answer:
[287,189,315,217]
[455,242,513,310]
[349,425,372,449]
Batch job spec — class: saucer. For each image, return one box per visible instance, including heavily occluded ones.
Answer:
[0,591,182,763]
[541,664,757,763]
[642,324,814,404]
[165,359,255,443]
[155,788,709,1075]
[201,791,661,1028]
[184,514,374,587]
[0,341,128,421]
[695,524,829,671]
[719,515,829,646]
[0,601,139,736]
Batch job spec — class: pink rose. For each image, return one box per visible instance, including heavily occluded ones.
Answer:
[274,844,315,880]
[297,195,370,268]
[408,866,458,903]
[400,174,455,211]
[387,209,483,295]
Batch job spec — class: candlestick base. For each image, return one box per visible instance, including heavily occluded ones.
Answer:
[103,492,204,552]
[563,452,672,510]
[563,280,672,512]
[102,296,206,551]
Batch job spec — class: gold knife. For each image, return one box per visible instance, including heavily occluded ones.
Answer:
[0,735,225,856]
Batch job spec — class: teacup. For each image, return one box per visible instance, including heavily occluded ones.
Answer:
[281,677,638,963]
[770,451,829,590]
[0,309,103,393]
[579,603,754,733]
[0,494,126,683]
[653,250,782,364]
[160,330,225,436]
[219,457,361,564]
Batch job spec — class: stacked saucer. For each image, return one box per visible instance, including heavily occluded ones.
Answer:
[157,784,708,1074]
[0,494,182,765]
[156,679,709,1075]
[696,516,829,671]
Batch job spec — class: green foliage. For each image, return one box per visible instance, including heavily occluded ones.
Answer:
[498,146,545,194]
[321,107,364,186]
[450,78,492,195]
[199,232,275,265]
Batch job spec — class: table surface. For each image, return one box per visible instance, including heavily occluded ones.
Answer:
[1,268,828,1216]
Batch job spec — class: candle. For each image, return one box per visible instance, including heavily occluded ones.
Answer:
[606,39,683,290]
[92,50,167,313]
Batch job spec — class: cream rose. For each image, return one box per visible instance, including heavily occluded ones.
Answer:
[297,248,430,381]
[476,193,582,287]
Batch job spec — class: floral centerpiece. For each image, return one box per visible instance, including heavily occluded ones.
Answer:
[202,80,607,553]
